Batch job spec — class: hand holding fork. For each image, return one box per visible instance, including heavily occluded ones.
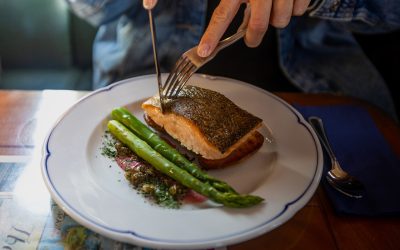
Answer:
[162,4,251,102]
[160,0,311,102]
[144,0,312,109]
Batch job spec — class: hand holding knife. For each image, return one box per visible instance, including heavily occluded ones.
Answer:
[143,0,165,112]
[143,0,157,10]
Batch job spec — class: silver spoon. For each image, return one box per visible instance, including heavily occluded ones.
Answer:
[308,116,365,199]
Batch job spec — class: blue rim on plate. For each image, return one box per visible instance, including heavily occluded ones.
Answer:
[41,74,323,249]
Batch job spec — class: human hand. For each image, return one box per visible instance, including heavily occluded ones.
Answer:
[197,0,311,57]
[143,0,157,10]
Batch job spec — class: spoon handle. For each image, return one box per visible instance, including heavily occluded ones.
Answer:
[308,116,364,198]
[308,116,338,162]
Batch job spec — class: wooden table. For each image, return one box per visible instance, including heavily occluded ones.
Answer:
[1,90,399,249]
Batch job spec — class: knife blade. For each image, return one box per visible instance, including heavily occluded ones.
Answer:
[147,9,165,112]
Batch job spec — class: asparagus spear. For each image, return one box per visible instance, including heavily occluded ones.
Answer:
[111,107,237,194]
[108,120,263,208]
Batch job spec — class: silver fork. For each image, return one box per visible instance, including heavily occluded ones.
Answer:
[162,4,251,100]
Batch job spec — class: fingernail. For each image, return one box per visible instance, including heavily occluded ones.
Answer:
[143,0,156,9]
[197,44,211,57]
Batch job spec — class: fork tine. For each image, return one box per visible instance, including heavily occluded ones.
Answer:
[166,58,192,96]
[164,58,192,97]
[163,57,189,97]
[163,56,186,96]
[167,60,194,96]
[170,64,197,97]
[163,19,247,99]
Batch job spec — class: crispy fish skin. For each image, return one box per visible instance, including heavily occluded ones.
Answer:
[144,114,264,168]
[142,85,263,160]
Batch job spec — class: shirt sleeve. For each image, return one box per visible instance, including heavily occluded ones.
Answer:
[308,0,400,33]
[65,0,137,26]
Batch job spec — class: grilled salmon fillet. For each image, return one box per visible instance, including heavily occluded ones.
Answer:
[142,85,263,162]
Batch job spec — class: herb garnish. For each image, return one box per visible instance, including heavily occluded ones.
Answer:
[101,131,117,158]
[100,131,187,209]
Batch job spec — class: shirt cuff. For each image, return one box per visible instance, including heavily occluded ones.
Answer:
[307,0,321,11]
[67,0,135,26]
[308,0,357,20]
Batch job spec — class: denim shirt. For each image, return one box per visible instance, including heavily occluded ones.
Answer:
[66,0,400,119]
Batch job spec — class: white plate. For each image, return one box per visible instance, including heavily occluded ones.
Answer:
[42,74,323,249]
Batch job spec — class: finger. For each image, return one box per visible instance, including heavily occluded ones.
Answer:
[245,0,271,48]
[238,3,251,31]
[270,0,293,28]
[293,0,311,16]
[197,0,242,57]
[143,0,158,10]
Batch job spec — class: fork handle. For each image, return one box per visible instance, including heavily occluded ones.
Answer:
[202,29,245,66]
[209,3,250,58]
[214,29,246,53]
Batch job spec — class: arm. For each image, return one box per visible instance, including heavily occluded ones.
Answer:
[308,0,400,33]
[65,0,138,26]
[197,0,312,57]
[197,0,400,57]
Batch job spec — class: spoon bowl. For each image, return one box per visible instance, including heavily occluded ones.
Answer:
[308,116,365,199]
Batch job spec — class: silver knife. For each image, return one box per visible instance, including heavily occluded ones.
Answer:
[147,9,165,113]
